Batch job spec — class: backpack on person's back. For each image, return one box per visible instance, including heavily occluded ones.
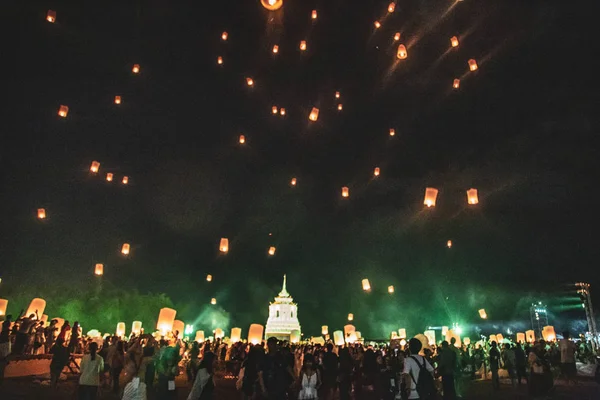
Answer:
[409,356,435,399]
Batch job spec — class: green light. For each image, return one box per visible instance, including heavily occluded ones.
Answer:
[185,324,194,335]
[455,326,463,335]
[582,304,585,308]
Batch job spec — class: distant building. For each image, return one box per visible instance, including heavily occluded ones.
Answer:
[265,275,301,341]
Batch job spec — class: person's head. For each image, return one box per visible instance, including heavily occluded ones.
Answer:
[303,353,315,370]
[4,314,12,322]
[563,331,570,340]
[267,337,278,353]
[326,343,333,352]
[441,340,449,349]
[504,343,510,350]
[73,321,79,328]
[491,341,497,348]
[117,340,124,352]
[28,313,35,319]
[89,341,98,360]
[450,337,456,345]
[55,337,65,347]
[200,351,216,373]
[376,352,384,364]
[409,338,422,355]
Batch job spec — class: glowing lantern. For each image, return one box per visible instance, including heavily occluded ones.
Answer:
[335,91,340,99]
[347,313,354,321]
[337,104,343,111]
[362,279,371,291]
[374,21,381,29]
[321,325,328,335]
[211,298,217,305]
[347,332,358,343]
[374,167,380,177]
[290,177,297,186]
[272,45,279,54]
[447,240,452,248]
[132,64,140,74]
[94,263,104,276]
[217,56,223,65]
[206,274,212,282]
[54,318,65,331]
[272,106,278,114]
[463,337,471,345]
[388,2,396,12]
[26,298,46,318]
[114,95,122,105]
[290,330,300,343]
[239,135,246,144]
[542,326,556,342]
[311,10,317,20]
[468,59,478,71]
[214,328,224,339]
[41,315,48,325]
[122,176,129,185]
[388,285,394,294]
[46,10,56,23]
[453,79,460,89]
[103,172,112,182]
[356,331,362,339]
[248,324,264,345]
[90,161,100,173]
[219,238,229,253]
[58,105,69,118]
[516,332,525,343]
[309,107,319,122]
[300,40,307,51]
[280,108,286,116]
[132,321,142,335]
[467,188,479,205]
[424,187,438,207]
[389,128,396,136]
[333,330,344,346]
[423,330,436,346]
[231,328,242,343]
[391,331,399,340]
[496,333,504,343]
[446,329,461,347]
[221,32,228,41]
[195,331,205,342]
[261,0,283,11]
[451,36,459,48]
[396,44,407,59]
[398,328,406,339]
[525,330,535,343]
[172,320,185,336]
[116,322,126,337]
[37,208,46,219]
[478,309,487,319]
[344,325,355,340]
[121,243,130,255]
[0,299,8,316]
[246,77,254,87]
[394,32,401,41]
[489,334,498,343]
[268,246,276,256]
[441,326,449,336]
[341,187,349,198]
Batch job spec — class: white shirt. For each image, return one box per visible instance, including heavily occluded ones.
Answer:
[79,354,104,386]
[559,339,576,363]
[403,355,434,399]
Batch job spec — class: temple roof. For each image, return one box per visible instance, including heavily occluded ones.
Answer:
[278,274,290,297]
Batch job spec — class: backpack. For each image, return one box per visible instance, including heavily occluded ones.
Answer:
[409,356,436,399]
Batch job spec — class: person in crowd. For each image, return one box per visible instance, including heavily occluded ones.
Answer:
[33,320,46,355]
[156,341,181,399]
[78,341,104,400]
[338,347,354,400]
[259,337,293,400]
[58,320,71,343]
[0,314,12,387]
[528,340,553,397]
[69,321,82,353]
[514,342,527,385]
[49,337,70,389]
[106,339,125,394]
[14,312,38,354]
[238,345,261,399]
[488,341,501,390]
[559,330,577,385]
[437,340,457,400]
[402,338,435,400]
[187,341,200,382]
[187,351,216,400]
[297,353,320,399]
[44,319,58,354]
[502,343,517,388]
[123,338,142,388]
[321,343,339,400]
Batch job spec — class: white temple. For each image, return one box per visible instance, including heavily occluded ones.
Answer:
[265,275,302,341]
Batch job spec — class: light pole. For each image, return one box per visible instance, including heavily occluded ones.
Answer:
[576,282,599,350]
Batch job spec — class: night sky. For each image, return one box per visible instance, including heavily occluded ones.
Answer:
[1,0,598,338]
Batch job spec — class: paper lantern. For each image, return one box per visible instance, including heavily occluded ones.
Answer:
[468,59,478,71]
[211,298,217,305]
[195,331,205,342]
[347,313,354,321]
[424,330,436,346]
[312,337,325,345]
[122,176,129,185]
[261,0,283,11]
[424,187,438,207]
[333,330,345,346]
[361,279,371,291]
[398,328,406,339]
[453,79,460,89]
[217,56,223,65]
[206,274,212,282]
[239,135,246,144]
[248,324,264,345]
[272,106,278,114]
[290,330,301,343]
[221,32,228,41]
[446,329,462,347]
[0,299,8,316]
[337,104,343,111]
[463,337,471,345]
[451,36,459,48]
[172,320,184,336]
[441,326,449,336]
[94,263,104,276]
[132,64,140,74]
[525,330,535,343]
[268,246,276,256]
[25,298,46,318]
[219,238,229,253]
[290,177,297,186]
[489,334,498,343]
[58,105,69,118]
[280,108,286,116]
[321,325,328,335]
[394,32,401,41]
[342,187,349,198]
[447,240,452,248]
[335,91,340,99]
[90,161,100,173]
[214,328,224,339]
[114,96,122,105]
[467,188,479,205]
[356,331,362,339]
[157,308,177,334]
[299,41,307,51]
[246,77,254,86]
[388,285,394,294]
[41,315,48,325]
[478,309,487,319]
[272,44,279,54]
[37,208,46,219]
[54,318,65,331]
[106,173,113,182]
[396,44,407,59]
[374,167,380,177]
[311,10,317,20]
[389,128,396,136]
[374,21,381,29]
[132,321,142,335]
[121,243,130,255]
[388,2,396,12]
[46,10,56,23]
[496,333,504,343]
[542,326,556,342]
[516,332,525,343]
[230,328,242,343]
[116,322,126,337]
[309,107,319,122]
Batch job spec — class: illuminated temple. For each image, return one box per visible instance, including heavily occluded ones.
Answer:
[265,275,302,341]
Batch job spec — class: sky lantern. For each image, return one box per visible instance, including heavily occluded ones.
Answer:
[542,326,556,342]
[374,167,380,177]
[489,334,498,343]
[280,108,286,116]
[321,325,328,335]
[221,31,228,41]
[389,128,396,136]
[46,10,56,23]
[516,332,525,343]
[248,324,264,345]
[272,106,278,114]
[239,135,246,144]
[106,173,113,182]
[25,298,46,318]
[195,331,205,343]
[268,246,276,256]
[94,263,104,276]
[447,240,452,248]
[290,177,297,186]
[300,40,307,51]
[394,32,401,41]
[397,44,407,59]
[217,56,223,65]
[116,322,126,337]
[388,285,395,294]
[526,330,535,343]
[230,327,242,343]
[131,321,142,335]
[90,161,100,173]
[58,105,69,118]
[467,188,479,205]
[246,77,254,87]
[424,187,438,207]
[309,107,319,121]
[496,333,504,343]
[219,238,229,253]
[37,208,46,219]
[341,186,349,198]
[311,10,317,20]
[211,298,217,305]
[335,91,340,99]
[173,320,185,336]
[272,45,279,54]
[347,313,354,321]
[214,328,224,339]
[453,79,460,89]
[463,337,471,345]
[451,36,459,48]
[333,330,344,346]
[478,309,487,319]
[122,176,129,185]
[441,326,449,336]
[132,64,140,74]
[261,0,283,11]
[388,2,396,12]
[206,274,212,282]
[114,96,122,105]
[424,330,436,346]
[121,243,130,255]
[374,21,381,29]
[398,328,406,339]
[362,279,371,291]
[468,59,478,71]
[157,308,177,334]
[290,329,301,343]
[337,104,343,111]
[0,299,8,316]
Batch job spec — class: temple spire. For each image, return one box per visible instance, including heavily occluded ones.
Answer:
[278,274,289,297]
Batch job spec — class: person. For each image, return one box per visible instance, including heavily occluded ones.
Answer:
[187,341,200,382]
[558,331,577,384]
[0,315,12,387]
[514,342,527,384]
[488,341,501,390]
[57,320,71,342]
[156,342,181,399]
[338,347,353,400]
[106,339,125,394]
[44,319,58,354]
[297,353,321,399]
[69,321,82,353]
[402,338,435,400]
[502,343,517,388]
[14,313,37,354]
[321,343,339,400]
[187,351,216,400]
[78,342,104,399]
[259,337,293,400]
[437,341,457,400]
[238,345,260,399]
[49,338,70,388]
[528,341,553,397]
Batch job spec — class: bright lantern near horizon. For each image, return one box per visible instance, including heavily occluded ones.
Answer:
[424,187,438,207]
[389,128,396,136]
[272,45,279,54]
[239,135,246,144]
[246,77,254,86]
[221,32,228,41]
[122,176,129,184]
[394,32,401,41]
[453,79,460,89]
[132,64,140,74]
[121,243,130,255]
[206,274,212,282]
[300,41,307,51]
[90,161,100,173]
[94,264,104,276]
[280,108,286,116]
[397,44,407,59]
[106,173,113,182]
[447,240,452,248]
[217,56,223,65]
[290,177,297,186]
[321,325,328,335]
[309,107,319,121]
[342,187,349,198]
[374,21,381,29]
[46,10,56,23]
[211,298,217,305]
[388,285,395,294]
[479,309,487,319]
[374,167,380,177]
[362,279,371,291]
[219,238,229,253]
[347,313,354,321]
[388,2,396,12]
[261,0,283,11]
[451,36,459,47]
[468,59,478,71]
[268,246,276,256]
[37,208,46,219]
[58,105,69,118]
[467,188,479,205]
[311,10,317,20]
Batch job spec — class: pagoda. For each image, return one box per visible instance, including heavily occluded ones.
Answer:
[265,275,301,341]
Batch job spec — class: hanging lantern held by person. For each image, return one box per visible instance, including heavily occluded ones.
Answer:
[321,325,328,335]
[424,187,439,207]
[25,298,47,317]
[230,328,242,343]
[157,308,177,334]
[132,321,142,335]
[116,322,126,337]
[248,324,264,345]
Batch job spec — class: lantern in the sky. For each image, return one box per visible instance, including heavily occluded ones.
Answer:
[211,298,217,305]
[90,161,100,173]
[489,334,498,343]
[496,333,504,343]
[157,308,177,334]
[299,40,307,51]
[221,31,228,41]
[333,330,345,346]
[347,313,354,321]
[280,108,286,116]
[526,330,535,343]
[447,240,452,248]
[478,309,487,319]
[424,187,438,207]
[451,36,459,48]
[424,330,436,346]
[106,173,113,182]
[172,320,185,336]
[374,167,380,177]
[46,10,56,23]
[58,105,69,118]
[261,0,283,11]
[206,274,212,282]
[542,326,556,342]
[337,104,343,111]
[309,107,319,122]
[214,328,224,339]
[272,106,278,114]
[362,279,371,291]
[516,332,525,343]
[290,329,300,343]
[389,128,396,136]
[388,2,396,12]
[463,337,471,345]
[341,186,349,198]
[217,56,223,65]
[467,188,479,205]
[132,64,140,74]
[239,135,246,144]
[398,328,406,339]
[441,326,449,336]
[0,299,8,316]
[290,177,297,186]
[131,321,142,335]
[321,325,328,335]
[37,208,46,219]
[394,32,401,41]
[388,285,395,293]
[268,246,276,256]
[122,176,129,184]
[121,243,130,255]
[272,45,279,54]
[113,95,122,105]
[94,263,104,276]
[452,79,460,89]
[246,77,254,87]
[344,324,356,337]
[248,324,264,345]
[468,59,478,71]
[219,238,229,253]
[335,91,340,99]
[116,322,126,337]
[25,298,46,317]
[195,331,205,343]
[311,10,318,20]
[230,327,242,343]
[397,44,407,59]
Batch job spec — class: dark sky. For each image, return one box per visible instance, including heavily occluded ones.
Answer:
[1,0,598,338]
